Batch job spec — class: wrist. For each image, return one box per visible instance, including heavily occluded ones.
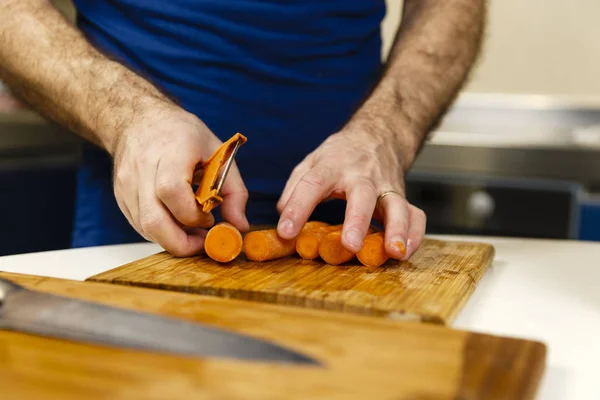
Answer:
[78,60,180,157]
[343,98,420,173]
[101,94,181,157]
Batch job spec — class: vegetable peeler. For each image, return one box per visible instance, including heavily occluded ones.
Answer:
[195,132,247,213]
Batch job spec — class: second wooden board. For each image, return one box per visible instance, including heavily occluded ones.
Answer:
[89,238,494,324]
[1,272,545,400]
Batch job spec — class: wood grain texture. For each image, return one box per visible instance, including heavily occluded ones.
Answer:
[88,238,495,325]
[0,272,545,400]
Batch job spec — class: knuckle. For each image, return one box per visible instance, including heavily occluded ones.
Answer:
[114,169,130,188]
[155,179,180,199]
[410,204,426,220]
[238,188,249,201]
[299,174,325,191]
[346,209,372,227]
[347,213,371,229]
[140,213,163,235]
[347,203,371,221]
[290,164,304,178]
[357,152,373,165]
[420,211,427,228]
[396,196,409,209]
[300,166,332,190]
[282,199,304,221]
[355,177,377,193]
[390,219,409,233]
[276,197,287,211]
[137,151,153,167]
[178,215,198,228]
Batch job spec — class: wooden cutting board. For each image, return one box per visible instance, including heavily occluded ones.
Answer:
[88,238,494,325]
[0,272,544,400]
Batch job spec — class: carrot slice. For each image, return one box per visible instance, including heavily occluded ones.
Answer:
[357,232,389,268]
[303,221,329,230]
[204,222,243,263]
[318,230,356,265]
[243,221,327,262]
[318,227,376,265]
[296,224,343,260]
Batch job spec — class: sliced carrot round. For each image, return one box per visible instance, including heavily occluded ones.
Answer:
[318,231,355,265]
[296,235,320,260]
[357,232,389,268]
[296,224,343,260]
[205,222,243,263]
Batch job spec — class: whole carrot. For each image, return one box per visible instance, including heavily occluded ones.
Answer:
[296,224,343,260]
[243,221,327,262]
[204,222,243,263]
[357,232,389,268]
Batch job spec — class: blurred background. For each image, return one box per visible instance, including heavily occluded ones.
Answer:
[1,0,599,255]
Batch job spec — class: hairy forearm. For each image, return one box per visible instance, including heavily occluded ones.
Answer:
[348,0,486,171]
[0,0,175,154]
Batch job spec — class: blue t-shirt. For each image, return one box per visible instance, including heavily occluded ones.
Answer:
[70,0,386,247]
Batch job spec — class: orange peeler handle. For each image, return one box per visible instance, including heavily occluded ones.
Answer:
[195,132,247,213]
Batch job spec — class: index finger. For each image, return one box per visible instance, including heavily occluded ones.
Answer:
[155,152,214,229]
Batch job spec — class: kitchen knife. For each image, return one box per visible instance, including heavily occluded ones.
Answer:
[0,277,320,366]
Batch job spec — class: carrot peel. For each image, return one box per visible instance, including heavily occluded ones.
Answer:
[395,240,407,258]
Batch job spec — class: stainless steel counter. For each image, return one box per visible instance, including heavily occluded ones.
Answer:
[412,93,600,186]
[413,139,600,186]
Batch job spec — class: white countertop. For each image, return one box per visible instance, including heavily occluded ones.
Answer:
[1,234,598,400]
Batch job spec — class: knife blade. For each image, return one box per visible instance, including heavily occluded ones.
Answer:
[0,277,320,366]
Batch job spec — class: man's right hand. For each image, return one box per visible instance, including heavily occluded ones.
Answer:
[112,107,250,256]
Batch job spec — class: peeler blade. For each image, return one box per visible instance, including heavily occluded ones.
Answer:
[194,132,247,213]
[215,138,242,195]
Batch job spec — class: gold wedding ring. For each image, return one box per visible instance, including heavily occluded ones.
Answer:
[376,190,400,211]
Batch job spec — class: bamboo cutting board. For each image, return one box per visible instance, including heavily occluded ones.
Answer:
[88,238,494,325]
[0,272,544,400]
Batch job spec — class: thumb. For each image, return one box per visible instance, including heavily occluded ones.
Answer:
[219,161,250,232]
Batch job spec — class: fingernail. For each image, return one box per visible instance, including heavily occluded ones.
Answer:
[278,219,294,237]
[390,236,407,256]
[345,228,362,248]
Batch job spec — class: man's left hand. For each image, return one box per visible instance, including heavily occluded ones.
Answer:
[276,125,426,261]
